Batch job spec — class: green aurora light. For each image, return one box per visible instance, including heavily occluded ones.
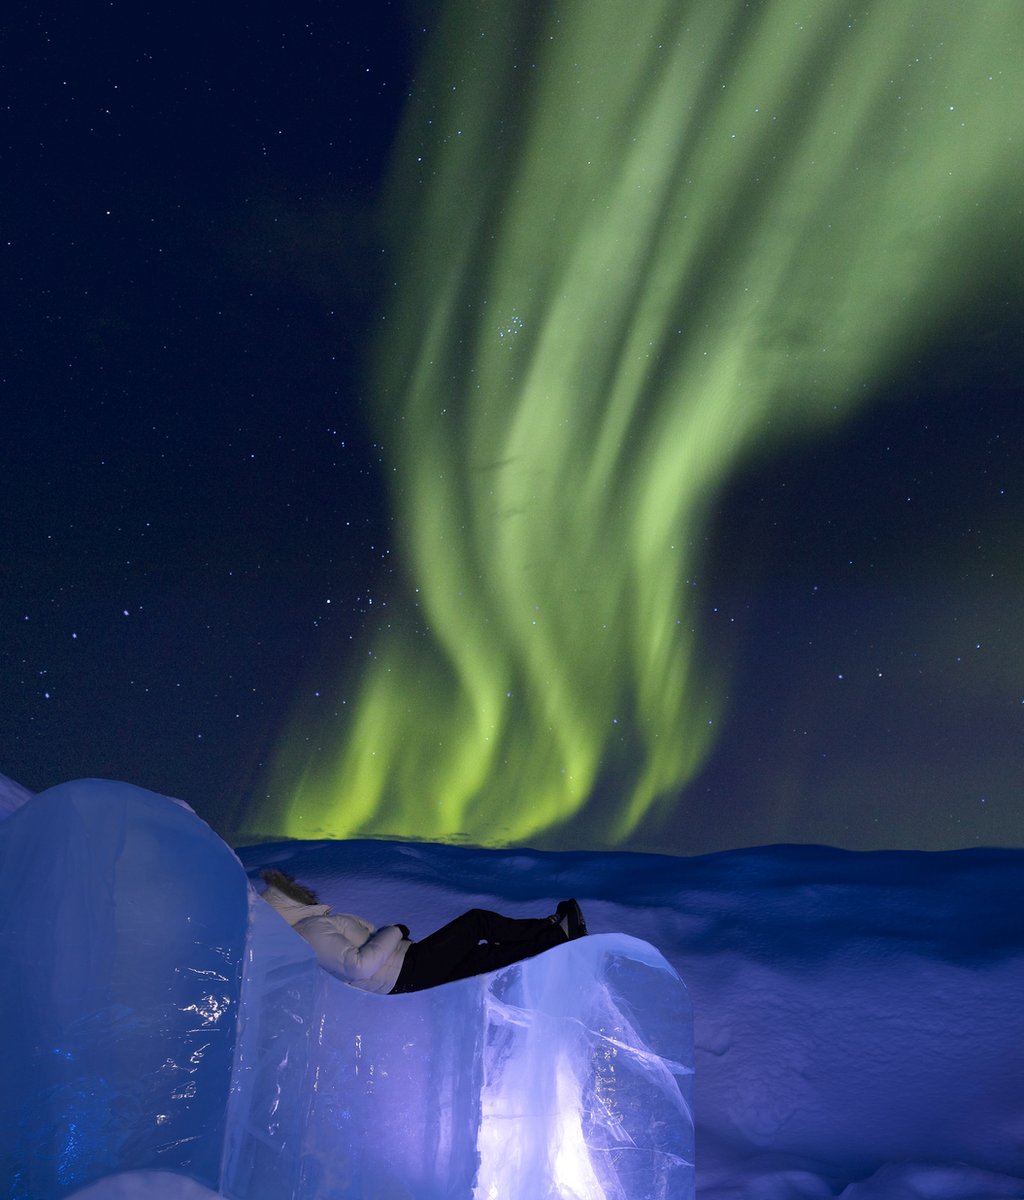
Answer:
[260,1,1023,847]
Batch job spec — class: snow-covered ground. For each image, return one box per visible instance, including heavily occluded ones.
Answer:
[4,771,1022,1198]
[239,835,1024,1199]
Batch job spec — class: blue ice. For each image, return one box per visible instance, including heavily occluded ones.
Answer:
[0,780,693,1199]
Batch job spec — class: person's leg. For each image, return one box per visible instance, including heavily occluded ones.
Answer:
[463,908,563,945]
[391,908,566,993]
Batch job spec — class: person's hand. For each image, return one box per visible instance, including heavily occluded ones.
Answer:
[395,923,411,940]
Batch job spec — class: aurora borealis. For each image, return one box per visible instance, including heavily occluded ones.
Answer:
[261,2,1024,847]
[4,2,1022,853]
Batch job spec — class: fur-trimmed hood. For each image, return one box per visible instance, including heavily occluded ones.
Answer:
[261,884,330,927]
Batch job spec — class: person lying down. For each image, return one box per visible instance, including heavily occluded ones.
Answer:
[260,869,588,995]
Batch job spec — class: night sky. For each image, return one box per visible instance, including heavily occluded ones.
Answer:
[4,2,1022,853]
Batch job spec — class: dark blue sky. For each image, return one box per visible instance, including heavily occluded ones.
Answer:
[3,2,420,824]
[3,2,1021,850]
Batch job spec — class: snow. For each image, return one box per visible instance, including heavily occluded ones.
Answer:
[240,836,1024,1199]
[2,773,1023,1198]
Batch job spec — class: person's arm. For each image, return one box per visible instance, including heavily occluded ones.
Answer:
[302,915,406,983]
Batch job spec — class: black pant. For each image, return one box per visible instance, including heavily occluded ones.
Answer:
[390,908,566,993]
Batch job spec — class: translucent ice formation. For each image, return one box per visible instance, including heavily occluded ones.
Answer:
[0,779,248,1198]
[300,929,693,1199]
[0,768,32,818]
[0,781,693,1199]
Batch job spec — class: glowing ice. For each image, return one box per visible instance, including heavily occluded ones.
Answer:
[1,782,693,1199]
[303,931,694,1198]
[474,938,694,1199]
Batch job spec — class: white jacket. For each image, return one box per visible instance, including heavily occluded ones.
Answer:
[261,885,410,994]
